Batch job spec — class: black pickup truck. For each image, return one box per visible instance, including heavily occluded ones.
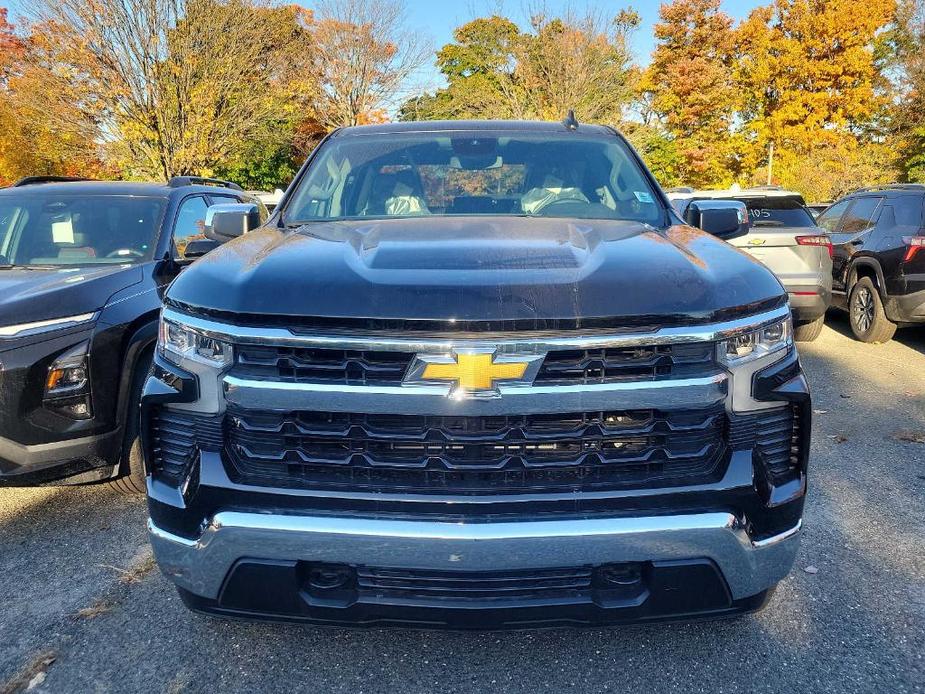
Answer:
[144,120,810,628]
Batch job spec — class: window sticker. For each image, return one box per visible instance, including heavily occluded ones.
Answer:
[52,218,75,244]
[634,191,654,204]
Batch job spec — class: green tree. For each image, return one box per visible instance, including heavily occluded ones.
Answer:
[401,9,638,125]
[891,0,925,181]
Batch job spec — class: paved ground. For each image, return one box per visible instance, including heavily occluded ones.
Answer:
[1,313,923,694]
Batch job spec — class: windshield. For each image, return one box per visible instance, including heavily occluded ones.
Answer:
[285,131,664,226]
[737,197,816,228]
[0,194,165,267]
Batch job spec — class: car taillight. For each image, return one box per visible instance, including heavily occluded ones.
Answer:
[902,236,925,262]
[796,234,833,258]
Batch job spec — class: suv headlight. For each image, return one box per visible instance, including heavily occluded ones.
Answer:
[158,316,232,368]
[719,317,792,367]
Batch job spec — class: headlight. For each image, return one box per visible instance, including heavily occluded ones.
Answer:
[158,316,232,368]
[719,317,792,367]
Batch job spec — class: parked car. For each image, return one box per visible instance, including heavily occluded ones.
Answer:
[816,184,925,342]
[247,188,284,213]
[668,186,833,341]
[144,120,810,628]
[0,175,262,492]
[806,202,832,220]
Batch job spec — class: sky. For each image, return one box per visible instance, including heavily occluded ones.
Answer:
[5,0,768,90]
[396,0,768,87]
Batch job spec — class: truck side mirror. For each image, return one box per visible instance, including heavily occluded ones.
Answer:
[205,202,262,243]
[685,200,750,241]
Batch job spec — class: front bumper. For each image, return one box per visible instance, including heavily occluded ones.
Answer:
[0,324,122,485]
[149,510,800,627]
[0,431,119,485]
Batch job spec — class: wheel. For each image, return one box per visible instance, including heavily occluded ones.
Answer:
[106,350,153,495]
[793,316,824,342]
[848,277,897,344]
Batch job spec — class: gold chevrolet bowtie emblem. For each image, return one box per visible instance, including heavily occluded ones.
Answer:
[406,350,544,397]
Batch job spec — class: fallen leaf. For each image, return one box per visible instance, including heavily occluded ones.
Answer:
[26,672,46,691]
[893,431,925,444]
[839,393,852,399]
[804,565,818,574]
[828,434,849,443]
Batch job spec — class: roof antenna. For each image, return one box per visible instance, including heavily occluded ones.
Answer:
[562,109,579,131]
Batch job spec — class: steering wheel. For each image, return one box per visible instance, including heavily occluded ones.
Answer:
[106,249,144,259]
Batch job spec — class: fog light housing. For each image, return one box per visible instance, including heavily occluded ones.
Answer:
[44,341,93,419]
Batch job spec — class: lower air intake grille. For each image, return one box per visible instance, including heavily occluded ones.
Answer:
[728,405,801,480]
[356,566,595,602]
[148,408,223,481]
[224,406,728,494]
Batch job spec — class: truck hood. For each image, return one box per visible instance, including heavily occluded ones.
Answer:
[0,264,143,328]
[168,217,786,325]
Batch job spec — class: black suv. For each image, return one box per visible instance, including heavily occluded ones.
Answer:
[816,184,925,342]
[0,176,261,491]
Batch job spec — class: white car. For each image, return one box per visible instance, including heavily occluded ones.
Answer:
[668,186,834,342]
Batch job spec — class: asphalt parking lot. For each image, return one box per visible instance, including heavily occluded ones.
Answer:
[1,312,923,694]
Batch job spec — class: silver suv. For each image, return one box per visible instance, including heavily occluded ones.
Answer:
[668,187,833,341]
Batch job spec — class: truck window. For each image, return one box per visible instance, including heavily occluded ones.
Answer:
[285,132,665,227]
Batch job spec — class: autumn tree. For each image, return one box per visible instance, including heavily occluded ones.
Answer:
[0,10,105,184]
[735,0,896,191]
[26,0,318,181]
[312,0,431,129]
[640,0,738,187]
[401,9,638,125]
[402,16,524,120]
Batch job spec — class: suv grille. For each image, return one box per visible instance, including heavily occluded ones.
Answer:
[223,405,727,494]
[232,342,716,386]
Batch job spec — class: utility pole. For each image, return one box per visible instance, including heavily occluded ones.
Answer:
[767,141,775,186]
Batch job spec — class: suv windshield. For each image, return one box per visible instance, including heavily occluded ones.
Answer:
[0,193,165,267]
[286,131,664,226]
[737,197,816,227]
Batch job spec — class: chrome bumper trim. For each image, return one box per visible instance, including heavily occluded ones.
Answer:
[149,512,801,601]
[223,372,728,415]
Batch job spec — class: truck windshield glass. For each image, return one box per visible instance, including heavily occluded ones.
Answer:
[0,194,165,267]
[286,132,664,226]
[737,197,816,228]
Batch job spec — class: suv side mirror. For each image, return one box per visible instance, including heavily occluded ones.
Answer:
[205,202,261,242]
[685,200,750,241]
[182,238,222,259]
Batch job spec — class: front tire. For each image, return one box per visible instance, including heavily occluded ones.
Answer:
[793,316,824,342]
[848,277,896,344]
[106,351,153,495]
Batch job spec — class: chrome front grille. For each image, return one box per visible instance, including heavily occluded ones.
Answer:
[230,342,718,386]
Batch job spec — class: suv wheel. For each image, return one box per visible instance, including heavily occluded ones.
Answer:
[106,351,153,495]
[848,277,897,344]
[793,316,824,342]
